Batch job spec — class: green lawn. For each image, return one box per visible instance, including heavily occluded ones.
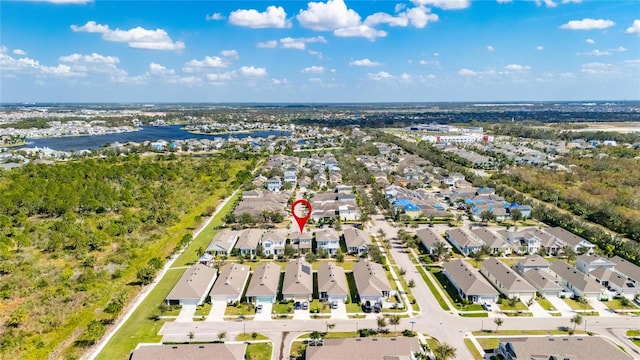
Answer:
[475,337,499,351]
[194,303,212,316]
[604,298,639,310]
[272,302,294,315]
[224,302,255,316]
[299,331,359,339]
[245,342,272,360]
[290,341,306,359]
[472,329,585,336]
[346,303,362,313]
[236,333,268,341]
[563,297,594,310]
[425,338,440,352]
[464,338,485,360]
[95,268,185,360]
[536,297,557,311]
[430,267,484,311]
[460,312,488,317]
[310,299,331,314]
[498,299,528,311]
[627,330,640,337]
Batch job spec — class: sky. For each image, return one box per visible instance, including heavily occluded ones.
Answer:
[1,0,639,103]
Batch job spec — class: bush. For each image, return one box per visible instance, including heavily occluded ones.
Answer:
[358,328,378,337]
[402,329,416,337]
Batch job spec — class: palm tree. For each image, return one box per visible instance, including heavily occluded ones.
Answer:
[433,241,449,262]
[196,246,205,258]
[494,317,504,332]
[570,314,583,332]
[433,343,456,360]
[187,331,195,343]
[217,331,227,343]
[388,314,400,333]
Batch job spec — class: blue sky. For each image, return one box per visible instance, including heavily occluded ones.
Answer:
[1,0,639,102]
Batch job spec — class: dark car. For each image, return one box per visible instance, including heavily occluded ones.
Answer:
[362,300,372,313]
[256,304,263,313]
[294,301,301,310]
[373,305,381,313]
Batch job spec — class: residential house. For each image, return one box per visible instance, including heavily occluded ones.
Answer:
[284,167,297,183]
[522,268,564,298]
[610,256,640,295]
[343,227,370,255]
[235,229,263,258]
[165,264,217,306]
[353,260,391,304]
[305,337,421,360]
[129,343,247,360]
[442,259,499,304]
[282,258,313,301]
[261,230,287,256]
[504,229,542,254]
[546,227,595,254]
[576,254,615,274]
[206,230,239,256]
[548,261,606,299]
[315,228,341,256]
[317,262,348,302]
[415,228,451,256]
[471,227,511,255]
[513,255,551,274]
[245,262,281,304]
[496,336,633,360]
[481,258,537,302]
[314,174,328,189]
[209,263,251,303]
[266,177,282,191]
[291,231,313,254]
[233,190,289,218]
[445,228,483,256]
[589,266,637,297]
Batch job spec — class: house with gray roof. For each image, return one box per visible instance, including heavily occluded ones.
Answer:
[445,228,483,256]
[206,230,239,256]
[416,228,451,256]
[503,229,545,254]
[245,262,281,304]
[130,343,247,360]
[261,229,287,256]
[165,264,217,306]
[315,228,341,256]
[471,227,511,255]
[343,227,370,255]
[610,256,640,296]
[546,227,595,254]
[235,229,263,258]
[209,263,250,303]
[282,258,313,301]
[589,266,637,297]
[521,268,564,297]
[291,231,313,254]
[576,254,615,274]
[442,259,499,304]
[317,262,348,302]
[305,337,421,360]
[513,254,551,275]
[353,260,391,304]
[548,261,606,299]
[497,336,633,360]
[480,258,536,302]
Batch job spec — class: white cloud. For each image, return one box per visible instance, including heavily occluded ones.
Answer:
[486,45,495,52]
[536,45,544,51]
[271,78,289,85]
[405,7,439,28]
[532,0,557,7]
[206,13,224,21]
[240,66,267,77]
[182,56,229,73]
[586,38,595,44]
[577,49,611,56]
[364,12,409,27]
[562,0,582,3]
[368,71,393,81]
[560,18,615,30]
[281,36,327,49]
[458,68,477,76]
[505,64,531,71]
[148,62,175,76]
[411,0,470,10]
[297,0,361,31]
[334,25,387,41]
[1,53,83,77]
[257,40,278,48]
[625,20,640,35]
[206,72,234,81]
[364,5,438,29]
[229,6,291,29]
[59,52,119,65]
[395,3,407,12]
[13,49,27,56]
[71,21,185,51]
[580,62,617,75]
[302,65,325,73]
[57,52,127,77]
[221,50,239,58]
[349,58,381,66]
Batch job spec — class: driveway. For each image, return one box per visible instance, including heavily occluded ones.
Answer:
[254,301,273,321]
[528,300,552,317]
[546,296,574,317]
[330,300,348,320]
[206,300,228,322]
[293,308,310,320]
[176,304,196,322]
[588,298,617,317]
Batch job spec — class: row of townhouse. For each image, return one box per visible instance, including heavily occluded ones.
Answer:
[310,189,361,222]
[165,259,390,307]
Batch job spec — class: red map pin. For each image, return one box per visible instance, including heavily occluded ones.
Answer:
[292,199,312,233]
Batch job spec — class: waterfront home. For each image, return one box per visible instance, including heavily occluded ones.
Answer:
[165,264,217,306]
[245,262,281,304]
[353,260,391,304]
[442,259,499,304]
[480,258,537,302]
[282,258,313,301]
[317,262,348,302]
[209,263,251,303]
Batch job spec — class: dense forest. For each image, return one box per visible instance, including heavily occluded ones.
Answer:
[0,152,255,360]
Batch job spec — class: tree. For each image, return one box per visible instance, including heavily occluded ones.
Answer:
[251,332,258,341]
[284,244,296,259]
[510,208,523,224]
[136,266,155,285]
[433,241,449,262]
[480,210,495,224]
[305,251,317,263]
[217,331,227,343]
[388,314,400,333]
[196,246,205,258]
[570,313,583,332]
[188,331,195,343]
[255,243,265,258]
[562,245,577,262]
[335,248,345,264]
[433,343,456,360]
[408,279,416,288]
[494,317,504,332]
[376,316,387,331]
[86,319,105,343]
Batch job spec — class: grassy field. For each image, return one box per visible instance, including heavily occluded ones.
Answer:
[246,342,273,360]
[224,302,255,316]
[563,297,594,310]
[310,299,331,314]
[498,299,528,311]
[272,302,294,315]
[346,303,362,313]
[236,333,269,341]
[95,268,185,360]
[604,298,639,310]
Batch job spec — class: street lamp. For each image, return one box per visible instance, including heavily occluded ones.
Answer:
[410,321,416,333]
[243,322,246,336]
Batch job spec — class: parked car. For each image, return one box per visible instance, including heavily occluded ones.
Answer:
[256,305,263,313]
[482,302,492,311]
[331,300,338,309]
[294,301,301,310]
[362,300,372,313]
[373,305,381,313]
[302,301,309,310]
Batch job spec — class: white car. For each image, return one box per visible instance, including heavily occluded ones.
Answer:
[482,302,493,311]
